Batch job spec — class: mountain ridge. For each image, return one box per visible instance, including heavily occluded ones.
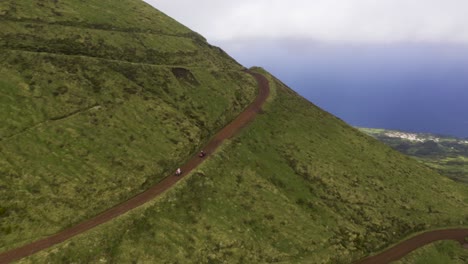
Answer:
[0,1,467,263]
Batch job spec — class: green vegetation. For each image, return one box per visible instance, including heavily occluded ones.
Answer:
[0,0,257,252]
[360,128,468,183]
[2,1,467,262]
[19,70,468,263]
[392,241,468,264]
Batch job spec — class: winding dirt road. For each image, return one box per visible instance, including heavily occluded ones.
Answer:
[0,70,270,264]
[356,229,468,263]
[1,70,467,264]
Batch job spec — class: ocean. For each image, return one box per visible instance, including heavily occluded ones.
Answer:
[220,41,468,138]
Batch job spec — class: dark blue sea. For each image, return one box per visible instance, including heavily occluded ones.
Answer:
[219,41,468,138]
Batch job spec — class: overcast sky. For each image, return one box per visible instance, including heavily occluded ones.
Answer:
[144,1,468,137]
[146,0,468,44]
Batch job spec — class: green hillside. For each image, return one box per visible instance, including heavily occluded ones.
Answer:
[17,71,468,263]
[1,1,467,263]
[393,240,468,264]
[0,0,257,252]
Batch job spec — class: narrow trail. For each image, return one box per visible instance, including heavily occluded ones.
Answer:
[356,228,468,263]
[0,70,270,264]
[1,104,100,142]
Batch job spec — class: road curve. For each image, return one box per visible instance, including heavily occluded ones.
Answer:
[0,70,270,264]
[356,228,468,264]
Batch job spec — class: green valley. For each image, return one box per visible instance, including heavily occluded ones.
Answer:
[0,1,467,263]
[360,128,468,184]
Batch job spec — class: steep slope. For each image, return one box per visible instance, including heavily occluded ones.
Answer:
[0,0,258,252]
[0,71,269,264]
[18,69,468,263]
[393,240,468,264]
[1,1,467,263]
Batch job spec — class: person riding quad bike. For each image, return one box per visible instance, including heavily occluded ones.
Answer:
[199,150,206,158]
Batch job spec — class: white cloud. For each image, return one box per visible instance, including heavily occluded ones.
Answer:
[145,0,468,44]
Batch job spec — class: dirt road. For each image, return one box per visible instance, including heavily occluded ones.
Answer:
[356,228,468,263]
[0,70,270,264]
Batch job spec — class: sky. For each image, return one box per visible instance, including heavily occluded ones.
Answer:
[148,0,468,44]
[145,1,468,137]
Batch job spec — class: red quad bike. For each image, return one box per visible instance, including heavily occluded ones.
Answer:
[198,151,206,158]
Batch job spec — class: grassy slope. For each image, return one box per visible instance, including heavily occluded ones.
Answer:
[360,128,468,184]
[0,0,258,251]
[392,241,468,264]
[20,69,468,263]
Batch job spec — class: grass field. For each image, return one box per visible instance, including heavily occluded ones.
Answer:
[18,69,468,263]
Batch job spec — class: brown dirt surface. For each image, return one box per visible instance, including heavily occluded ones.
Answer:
[0,70,270,264]
[356,228,468,264]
